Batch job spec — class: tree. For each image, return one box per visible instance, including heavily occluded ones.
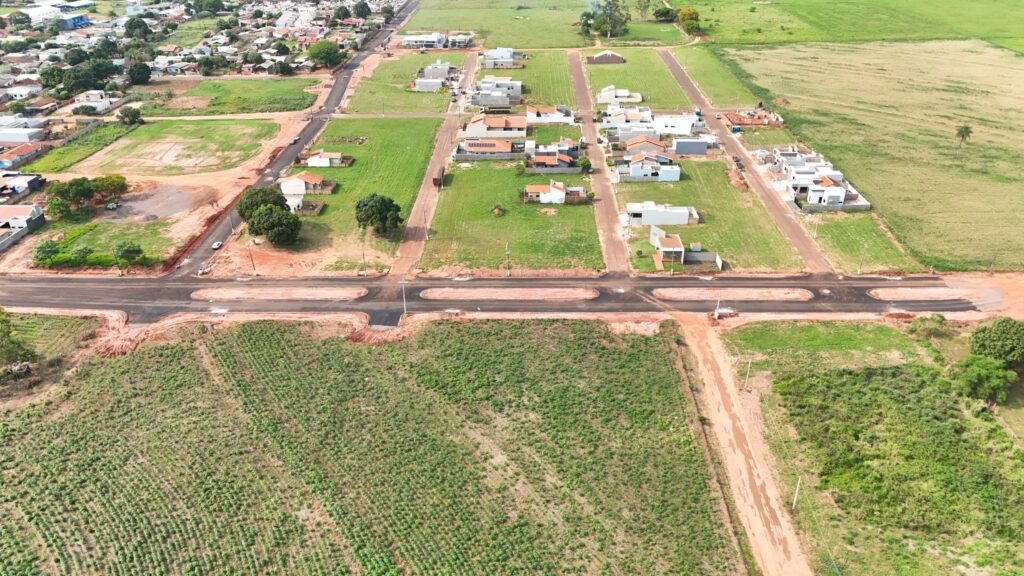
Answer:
[956,124,972,148]
[353,0,371,18]
[92,37,119,59]
[578,156,592,172]
[237,186,288,221]
[127,61,151,85]
[971,317,1024,367]
[46,196,71,219]
[242,51,264,64]
[308,40,343,68]
[33,240,60,266]
[271,61,294,75]
[64,47,89,65]
[355,194,403,235]
[111,240,143,268]
[0,308,31,366]
[334,5,351,20]
[635,0,652,21]
[193,0,224,13]
[73,105,99,115]
[381,4,394,22]
[678,6,700,24]
[92,175,129,200]
[247,204,300,246]
[599,0,631,38]
[948,355,1017,404]
[52,177,97,207]
[70,244,94,265]
[7,11,31,29]
[273,41,290,55]
[682,19,700,34]
[124,17,152,39]
[7,101,26,114]
[118,107,144,125]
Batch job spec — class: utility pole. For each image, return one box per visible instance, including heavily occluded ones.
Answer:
[399,279,407,315]
[361,241,366,276]
[743,359,751,392]
[504,241,511,277]
[791,476,802,511]
[247,239,257,276]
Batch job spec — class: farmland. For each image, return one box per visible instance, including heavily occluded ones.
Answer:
[9,313,98,359]
[671,46,757,109]
[0,319,743,574]
[619,161,801,271]
[401,0,591,49]
[137,78,318,116]
[420,164,603,271]
[728,40,1024,270]
[346,52,467,113]
[805,212,923,274]
[584,47,690,110]
[483,50,576,108]
[21,123,136,173]
[73,119,277,175]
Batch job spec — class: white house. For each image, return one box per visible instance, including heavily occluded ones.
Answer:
[400,32,447,49]
[73,89,114,112]
[649,226,684,262]
[616,153,681,182]
[459,114,527,139]
[306,149,344,167]
[481,47,521,69]
[595,85,642,105]
[413,77,445,92]
[0,204,43,229]
[525,105,574,125]
[418,59,456,80]
[472,75,522,106]
[771,146,865,207]
[522,180,586,204]
[278,171,325,212]
[624,201,699,226]
[600,103,653,128]
[6,85,42,100]
[651,113,705,137]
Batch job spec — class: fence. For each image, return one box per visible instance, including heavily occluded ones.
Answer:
[0,227,29,253]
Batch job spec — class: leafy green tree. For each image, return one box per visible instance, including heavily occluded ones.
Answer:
[677,6,700,23]
[92,175,129,200]
[271,61,294,75]
[7,11,31,29]
[237,186,288,221]
[46,196,71,219]
[956,124,972,148]
[72,105,99,115]
[33,240,60,266]
[127,62,151,85]
[0,308,30,365]
[355,193,403,235]
[948,355,1017,404]
[64,47,89,65]
[381,4,394,22]
[7,101,26,114]
[635,0,652,21]
[599,0,631,38]
[273,41,290,55]
[578,156,592,171]
[682,19,700,34]
[92,37,119,59]
[334,5,351,20]
[247,204,300,246]
[308,40,342,68]
[112,240,143,268]
[124,17,152,39]
[70,244,94,264]
[971,317,1024,366]
[118,107,144,125]
[52,177,97,207]
[353,0,371,19]
[193,0,224,13]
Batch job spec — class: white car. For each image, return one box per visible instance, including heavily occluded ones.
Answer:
[211,241,223,250]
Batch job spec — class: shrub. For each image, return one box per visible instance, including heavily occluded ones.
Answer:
[948,354,1017,404]
[971,317,1024,366]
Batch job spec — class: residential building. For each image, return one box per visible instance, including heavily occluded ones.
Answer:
[279,171,325,212]
[649,226,684,263]
[586,50,625,65]
[449,34,471,48]
[0,171,44,194]
[459,114,528,138]
[472,76,522,106]
[57,13,90,30]
[625,135,669,155]
[600,104,653,128]
[6,85,42,100]
[413,77,445,92]
[306,149,351,168]
[0,128,45,143]
[616,152,681,182]
[595,85,642,105]
[672,136,710,155]
[624,201,699,226]
[770,146,866,207]
[0,143,46,169]
[73,89,114,112]
[525,105,574,125]
[481,47,522,69]
[418,59,457,80]
[0,204,44,229]
[522,180,586,204]
[454,138,526,159]
[400,32,447,49]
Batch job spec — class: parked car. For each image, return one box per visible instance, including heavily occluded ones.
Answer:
[211,241,223,250]
[105,202,119,210]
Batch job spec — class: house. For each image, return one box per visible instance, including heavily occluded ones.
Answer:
[0,171,44,194]
[652,113,706,137]
[73,89,114,113]
[279,171,325,212]
[22,6,62,25]
[0,143,46,169]
[481,47,523,69]
[0,204,44,229]
[672,136,710,155]
[57,13,90,30]
[23,97,58,116]
[454,138,527,160]
[400,32,447,49]
[525,105,574,125]
[472,76,522,106]
[616,153,681,182]
[771,146,866,208]
[413,77,445,92]
[306,149,351,168]
[649,226,684,263]
[0,128,44,143]
[449,34,472,48]
[418,59,456,80]
[595,85,642,105]
[525,137,579,169]
[522,180,586,204]
[6,85,42,100]
[156,44,181,54]
[624,201,699,226]
[625,135,669,155]
[459,114,527,139]
[586,50,625,65]
[600,104,653,128]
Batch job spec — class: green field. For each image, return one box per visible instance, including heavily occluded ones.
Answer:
[619,161,801,271]
[483,50,576,108]
[728,40,1024,270]
[585,48,690,110]
[737,127,797,148]
[401,0,591,49]
[165,17,219,47]
[295,118,441,267]
[347,52,467,113]
[527,123,580,144]
[806,212,923,274]
[76,119,277,175]
[420,163,604,271]
[9,314,99,359]
[0,319,742,574]
[606,21,684,46]
[138,78,318,116]
[671,46,757,108]
[22,123,136,173]
[37,218,177,268]
[727,321,1024,575]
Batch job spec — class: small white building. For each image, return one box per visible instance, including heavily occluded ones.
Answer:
[418,59,456,80]
[306,149,344,168]
[525,105,574,125]
[595,85,642,105]
[616,153,680,182]
[481,47,521,69]
[649,226,684,262]
[413,77,445,92]
[522,180,587,204]
[278,171,325,212]
[624,201,699,226]
[0,128,45,143]
[6,85,42,100]
[400,32,447,49]
[600,104,653,129]
[73,89,114,112]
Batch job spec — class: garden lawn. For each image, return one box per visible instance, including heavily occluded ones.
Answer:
[420,163,603,271]
[347,52,467,113]
[806,212,922,274]
[585,47,690,110]
[138,78,318,116]
[485,50,575,108]
[619,161,800,271]
[606,21,684,46]
[401,0,591,49]
[22,123,135,173]
[671,46,756,108]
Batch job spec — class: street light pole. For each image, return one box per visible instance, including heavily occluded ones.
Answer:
[399,280,407,315]
[505,241,511,277]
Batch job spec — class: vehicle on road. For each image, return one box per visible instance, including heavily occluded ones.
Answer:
[211,241,223,250]
[290,136,300,145]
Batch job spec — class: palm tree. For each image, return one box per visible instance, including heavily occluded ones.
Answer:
[956,124,973,148]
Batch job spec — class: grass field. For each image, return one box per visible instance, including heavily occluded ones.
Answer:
[605,21,684,46]
[420,163,603,271]
[38,218,176,267]
[483,50,576,107]
[9,314,98,358]
[164,17,218,47]
[727,321,1024,575]
[805,212,923,274]
[22,123,136,173]
[619,161,801,271]
[75,119,277,175]
[294,118,441,266]
[671,46,757,108]
[138,78,318,116]
[347,52,467,113]
[401,0,591,49]
[0,320,742,574]
[728,40,1024,271]
[584,47,690,110]
[527,123,580,144]
[737,128,796,148]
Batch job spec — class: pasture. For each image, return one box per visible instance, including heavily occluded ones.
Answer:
[0,319,742,574]
[73,119,277,175]
[805,212,922,274]
[137,78,318,116]
[728,40,1024,270]
[346,52,467,113]
[22,123,136,173]
[585,47,690,110]
[670,46,757,109]
[619,161,800,271]
[481,49,576,108]
[420,163,603,271]
[401,0,590,49]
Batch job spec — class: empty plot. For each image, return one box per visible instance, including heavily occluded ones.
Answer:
[806,213,922,274]
[401,0,590,49]
[671,46,757,108]
[584,47,690,110]
[482,50,576,107]
[347,52,467,113]
[138,78,318,116]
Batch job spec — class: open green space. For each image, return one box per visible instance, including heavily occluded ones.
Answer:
[806,212,922,274]
[727,321,1024,575]
[165,17,219,47]
[737,127,796,148]
[619,160,800,271]
[39,217,177,267]
[401,0,591,49]
[295,118,441,266]
[484,49,576,108]
[606,21,684,46]
[527,123,580,144]
[420,163,603,271]
[347,52,467,113]
[0,319,742,574]
[22,123,136,173]
[671,46,757,108]
[138,78,318,116]
[585,47,690,110]
[728,40,1024,271]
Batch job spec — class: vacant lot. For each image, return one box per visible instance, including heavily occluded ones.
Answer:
[0,320,742,574]
[22,123,136,173]
[528,123,580,144]
[806,212,922,274]
[671,46,757,108]
[401,0,590,49]
[585,47,690,110]
[482,49,576,108]
[420,163,603,271]
[347,52,467,113]
[606,21,684,46]
[729,40,1024,270]
[619,161,800,271]
[41,218,176,267]
[9,313,98,358]
[164,16,218,47]
[738,128,796,148]
[75,119,277,175]
[138,78,318,116]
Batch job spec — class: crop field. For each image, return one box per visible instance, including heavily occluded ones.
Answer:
[619,161,801,271]
[73,119,277,175]
[137,78,318,116]
[401,0,591,49]
[606,21,684,46]
[482,50,576,108]
[22,123,136,173]
[670,46,757,109]
[420,164,603,271]
[728,40,1024,270]
[346,52,467,113]
[0,320,742,574]
[727,321,1024,575]
[584,48,690,110]
[9,313,98,358]
[295,118,440,266]
[805,212,922,274]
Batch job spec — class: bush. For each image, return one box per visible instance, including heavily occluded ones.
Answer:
[237,186,287,221]
[948,354,1017,404]
[971,317,1024,366]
